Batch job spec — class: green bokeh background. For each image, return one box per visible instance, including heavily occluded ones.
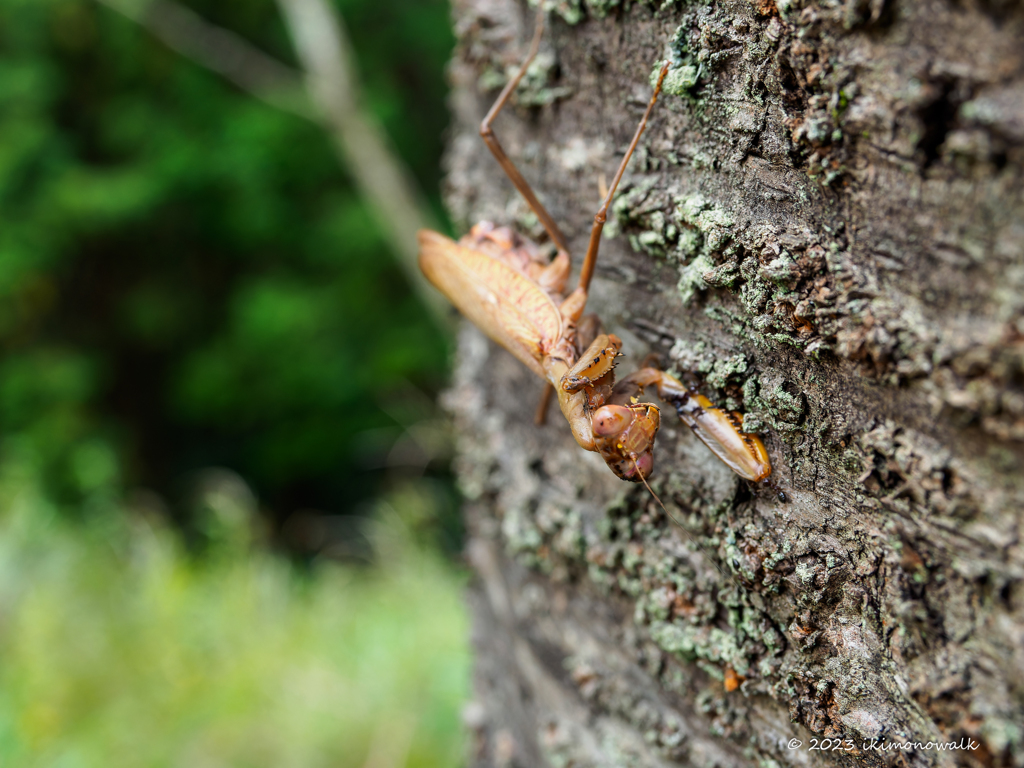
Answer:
[0,0,468,763]
[0,0,454,524]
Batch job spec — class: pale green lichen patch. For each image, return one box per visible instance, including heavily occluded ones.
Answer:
[584,0,622,18]
[513,205,542,238]
[677,254,715,305]
[676,195,734,251]
[608,180,685,260]
[667,197,739,306]
[476,66,508,93]
[477,46,573,106]
[795,561,817,586]
[767,384,805,423]
[706,354,748,390]
[514,51,573,107]
[740,278,771,316]
[668,338,714,376]
[703,304,750,341]
[739,412,766,434]
[630,211,678,259]
[655,23,703,100]
[528,0,624,23]
[651,62,699,97]
[607,179,657,239]
[649,622,748,675]
[675,227,702,260]
[742,374,806,434]
[760,252,798,288]
[775,0,795,18]
[502,505,544,565]
[701,258,741,289]
[529,0,584,25]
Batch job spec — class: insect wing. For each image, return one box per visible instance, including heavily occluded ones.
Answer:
[418,230,562,379]
[687,396,771,482]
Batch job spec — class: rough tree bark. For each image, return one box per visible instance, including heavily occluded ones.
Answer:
[439,1,1024,766]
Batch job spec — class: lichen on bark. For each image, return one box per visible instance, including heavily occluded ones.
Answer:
[442,0,1024,765]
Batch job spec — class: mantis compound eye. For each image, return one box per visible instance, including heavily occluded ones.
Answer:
[593,404,634,437]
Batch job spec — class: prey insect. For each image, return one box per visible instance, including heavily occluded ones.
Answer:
[418,11,771,487]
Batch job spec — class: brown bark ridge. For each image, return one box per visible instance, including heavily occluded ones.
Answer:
[439,0,1024,766]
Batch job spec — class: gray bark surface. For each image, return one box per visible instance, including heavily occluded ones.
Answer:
[440,1,1024,766]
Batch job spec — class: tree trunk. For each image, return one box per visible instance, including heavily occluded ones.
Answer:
[441,1,1024,766]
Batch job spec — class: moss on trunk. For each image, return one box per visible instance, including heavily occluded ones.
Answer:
[443,0,1024,765]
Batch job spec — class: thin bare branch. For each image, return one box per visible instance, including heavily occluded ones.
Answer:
[93,0,449,326]
[273,0,448,324]
[95,0,313,118]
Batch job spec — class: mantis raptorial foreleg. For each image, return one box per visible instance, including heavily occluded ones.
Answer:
[561,334,622,393]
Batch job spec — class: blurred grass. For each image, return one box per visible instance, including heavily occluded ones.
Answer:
[0,460,469,767]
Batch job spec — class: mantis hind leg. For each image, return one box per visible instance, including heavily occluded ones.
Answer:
[479,9,569,255]
[481,7,567,428]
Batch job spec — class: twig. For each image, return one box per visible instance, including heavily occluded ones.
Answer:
[273,0,448,324]
[95,0,313,118]
[93,0,450,326]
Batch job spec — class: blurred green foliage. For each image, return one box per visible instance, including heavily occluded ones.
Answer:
[0,0,455,523]
[0,2,470,760]
[0,458,469,766]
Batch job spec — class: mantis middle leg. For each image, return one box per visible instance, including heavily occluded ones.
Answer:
[577,61,671,293]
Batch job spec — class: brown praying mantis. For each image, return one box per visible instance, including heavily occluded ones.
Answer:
[418,11,772,489]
